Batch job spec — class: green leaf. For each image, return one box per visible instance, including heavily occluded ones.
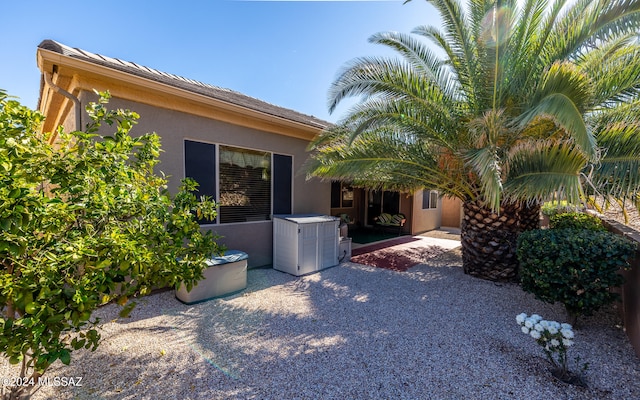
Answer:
[59,350,71,365]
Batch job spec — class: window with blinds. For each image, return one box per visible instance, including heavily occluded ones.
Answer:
[184,140,293,224]
[219,146,271,223]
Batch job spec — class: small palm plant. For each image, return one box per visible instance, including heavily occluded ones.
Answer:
[307,0,640,281]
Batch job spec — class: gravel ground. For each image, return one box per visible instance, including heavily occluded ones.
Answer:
[3,247,640,400]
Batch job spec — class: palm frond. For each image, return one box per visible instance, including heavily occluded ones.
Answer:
[506,0,554,99]
[464,146,503,210]
[411,25,474,104]
[309,0,640,215]
[511,0,549,53]
[590,99,640,128]
[328,57,449,114]
[527,0,568,69]
[504,140,588,203]
[307,127,473,198]
[516,61,595,158]
[544,0,640,63]
[368,31,456,92]
[424,0,483,108]
[578,38,640,106]
[337,98,460,149]
[587,121,640,200]
[583,0,640,46]
[468,0,492,44]
[477,3,519,111]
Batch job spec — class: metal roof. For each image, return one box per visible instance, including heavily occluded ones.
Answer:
[38,39,330,130]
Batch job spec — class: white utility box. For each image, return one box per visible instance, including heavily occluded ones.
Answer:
[273,214,340,276]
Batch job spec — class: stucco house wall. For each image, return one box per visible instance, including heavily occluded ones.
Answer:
[101,96,330,267]
[37,40,331,268]
[410,189,442,234]
[441,196,463,228]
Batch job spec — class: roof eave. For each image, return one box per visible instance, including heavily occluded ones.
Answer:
[37,47,328,141]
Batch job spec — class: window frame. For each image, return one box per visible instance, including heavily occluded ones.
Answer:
[184,139,294,225]
[422,189,439,210]
[218,145,272,224]
[330,181,354,209]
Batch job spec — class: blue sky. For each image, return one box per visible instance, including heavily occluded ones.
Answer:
[1,0,440,123]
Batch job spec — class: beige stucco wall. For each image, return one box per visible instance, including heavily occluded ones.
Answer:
[78,92,330,267]
[410,190,442,234]
[399,193,413,234]
[441,196,463,228]
[53,97,79,135]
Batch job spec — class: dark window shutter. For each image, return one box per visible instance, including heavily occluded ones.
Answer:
[422,190,430,209]
[273,154,293,215]
[184,140,216,199]
[184,140,216,224]
[330,181,341,208]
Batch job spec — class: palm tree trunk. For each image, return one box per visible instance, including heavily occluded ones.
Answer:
[461,200,521,282]
[519,202,541,232]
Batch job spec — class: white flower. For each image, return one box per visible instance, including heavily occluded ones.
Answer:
[561,329,574,339]
[517,313,575,371]
[5,138,16,147]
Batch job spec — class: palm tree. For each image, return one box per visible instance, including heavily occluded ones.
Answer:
[307,0,640,281]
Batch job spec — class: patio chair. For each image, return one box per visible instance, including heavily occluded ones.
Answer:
[374,213,406,236]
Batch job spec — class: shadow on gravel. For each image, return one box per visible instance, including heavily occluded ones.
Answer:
[23,247,639,400]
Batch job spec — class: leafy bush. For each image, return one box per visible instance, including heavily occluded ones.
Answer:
[517,228,636,323]
[550,212,606,231]
[0,90,222,400]
[541,200,580,217]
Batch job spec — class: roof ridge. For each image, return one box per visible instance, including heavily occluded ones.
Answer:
[37,39,330,129]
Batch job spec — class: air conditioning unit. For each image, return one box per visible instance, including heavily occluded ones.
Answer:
[273,214,340,276]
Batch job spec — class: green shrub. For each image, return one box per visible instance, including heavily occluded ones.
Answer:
[550,212,606,231]
[517,228,636,323]
[541,200,579,217]
[0,90,222,400]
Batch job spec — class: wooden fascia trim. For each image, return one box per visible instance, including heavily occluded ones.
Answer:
[37,48,325,141]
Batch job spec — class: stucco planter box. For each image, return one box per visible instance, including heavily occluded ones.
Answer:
[176,250,248,304]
